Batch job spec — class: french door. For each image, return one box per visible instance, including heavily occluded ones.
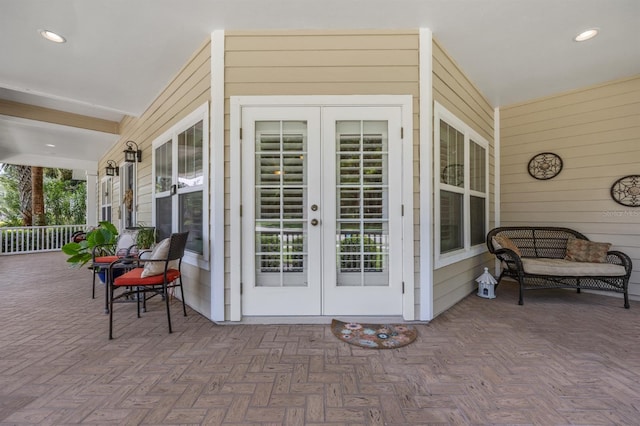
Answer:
[241,106,403,316]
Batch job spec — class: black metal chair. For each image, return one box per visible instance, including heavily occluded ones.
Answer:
[108,232,189,339]
[90,230,138,312]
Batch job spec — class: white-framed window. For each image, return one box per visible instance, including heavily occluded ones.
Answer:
[434,102,489,268]
[152,102,209,268]
[100,177,112,222]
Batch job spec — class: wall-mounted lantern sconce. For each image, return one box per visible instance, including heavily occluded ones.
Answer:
[123,140,142,163]
[105,160,119,176]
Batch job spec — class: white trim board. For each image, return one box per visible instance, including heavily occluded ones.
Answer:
[419,28,433,321]
[210,30,225,322]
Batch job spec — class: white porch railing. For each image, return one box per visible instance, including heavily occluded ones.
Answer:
[0,225,87,255]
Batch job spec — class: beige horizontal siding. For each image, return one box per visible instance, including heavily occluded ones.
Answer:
[99,38,212,318]
[501,76,640,118]
[226,50,419,68]
[432,41,493,141]
[501,89,640,130]
[500,74,640,300]
[224,82,419,96]
[503,128,636,158]
[432,39,495,317]
[501,113,637,145]
[223,30,420,320]
[225,66,419,83]
[433,254,493,308]
[225,31,419,49]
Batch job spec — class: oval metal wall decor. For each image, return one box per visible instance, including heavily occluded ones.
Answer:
[528,152,563,180]
[610,175,640,207]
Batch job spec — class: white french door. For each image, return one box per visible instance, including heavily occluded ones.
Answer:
[241,106,403,316]
[321,107,403,315]
[242,107,322,315]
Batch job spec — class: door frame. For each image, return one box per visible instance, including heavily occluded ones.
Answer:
[230,95,414,321]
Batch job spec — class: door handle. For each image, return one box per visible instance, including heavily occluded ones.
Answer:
[310,218,319,226]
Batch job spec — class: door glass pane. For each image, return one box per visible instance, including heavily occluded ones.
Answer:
[102,206,111,222]
[155,140,173,192]
[179,191,203,254]
[255,121,308,287]
[470,141,486,192]
[336,120,389,287]
[178,120,203,188]
[106,183,112,205]
[155,196,172,241]
[101,181,105,207]
[440,190,463,253]
[470,196,486,246]
[440,120,464,187]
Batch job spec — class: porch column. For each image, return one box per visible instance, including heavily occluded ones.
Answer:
[419,27,434,321]
[85,171,98,227]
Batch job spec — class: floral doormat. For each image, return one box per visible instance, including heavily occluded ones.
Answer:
[330,319,418,349]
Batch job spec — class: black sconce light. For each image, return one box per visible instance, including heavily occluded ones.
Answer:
[105,160,119,176]
[123,140,142,163]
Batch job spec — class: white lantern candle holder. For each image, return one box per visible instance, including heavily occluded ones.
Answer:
[476,267,497,299]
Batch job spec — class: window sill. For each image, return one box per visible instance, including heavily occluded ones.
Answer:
[435,245,487,269]
[183,251,210,271]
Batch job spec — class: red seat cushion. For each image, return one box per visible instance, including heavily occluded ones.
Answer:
[114,268,181,287]
[94,254,139,265]
[93,255,119,265]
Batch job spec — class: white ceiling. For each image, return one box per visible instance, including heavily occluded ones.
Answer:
[1,0,638,170]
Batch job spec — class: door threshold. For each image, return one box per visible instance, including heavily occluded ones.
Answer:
[228,316,412,325]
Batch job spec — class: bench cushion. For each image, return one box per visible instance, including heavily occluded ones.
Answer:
[522,258,626,277]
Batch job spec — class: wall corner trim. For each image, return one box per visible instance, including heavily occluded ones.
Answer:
[211,30,226,321]
[419,28,434,321]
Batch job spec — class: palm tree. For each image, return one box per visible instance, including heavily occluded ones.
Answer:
[32,166,45,225]
[0,164,46,226]
[0,164,33,226]
[1,163,77,227]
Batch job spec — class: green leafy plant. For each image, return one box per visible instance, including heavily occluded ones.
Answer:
[135,225,156,250]
[61,221,118,267]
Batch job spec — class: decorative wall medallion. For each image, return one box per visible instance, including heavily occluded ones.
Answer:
[528,152,563,180]
[441,163,464,186]
[610,175,640,207]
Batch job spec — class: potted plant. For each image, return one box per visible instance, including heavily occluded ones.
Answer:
[61,221,119,268]
[135,225,156,252]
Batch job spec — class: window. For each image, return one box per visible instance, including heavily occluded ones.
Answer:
[152,102,209,267]
[434,102,489,268]
[100,177,112,222]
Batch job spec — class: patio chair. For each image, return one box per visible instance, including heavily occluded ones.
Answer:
[90,229,138,300]
[108,232,189,339]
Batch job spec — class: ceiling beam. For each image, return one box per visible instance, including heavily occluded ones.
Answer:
[0,99,120,134]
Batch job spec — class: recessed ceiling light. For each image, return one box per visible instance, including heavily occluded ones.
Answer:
[39,29,66,43]
[46,144,56,148]
[574,28,599,42]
